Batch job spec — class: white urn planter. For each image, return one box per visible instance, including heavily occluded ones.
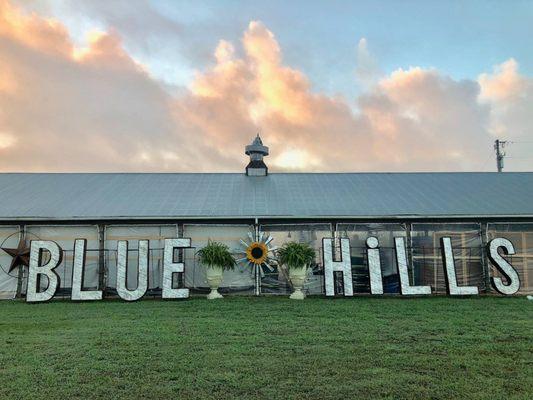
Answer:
[289,266,307,300]
[205,266,224,299]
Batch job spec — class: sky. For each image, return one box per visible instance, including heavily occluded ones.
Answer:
[0,0,532,172]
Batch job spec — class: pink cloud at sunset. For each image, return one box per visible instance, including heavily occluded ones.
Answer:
[0,0,531,172]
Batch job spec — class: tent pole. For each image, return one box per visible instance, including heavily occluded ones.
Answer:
[15,224,25,299]
[177,223,184,288]
[98,224,106,297]
[480,222,491,293]
[255,218,260,296]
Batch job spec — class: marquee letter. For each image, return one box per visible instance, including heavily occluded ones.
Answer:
[116,240,148,301]
[366,237,383,295]
[441,237,479,295]
[323,238,353,296]
[71,239,102,301]
[27,241,63,302]
[162,238,190,299]
[487,238,520,295]
[395,237,431,295]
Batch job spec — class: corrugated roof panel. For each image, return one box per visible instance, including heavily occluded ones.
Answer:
[0,172,531,220]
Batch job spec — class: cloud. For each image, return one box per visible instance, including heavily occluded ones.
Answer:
[181,21,494,171]
[0,0,232,171]
[479,59,525,103]
[368,67,492,169]
[0,0,532,172]
[478,59,533,143]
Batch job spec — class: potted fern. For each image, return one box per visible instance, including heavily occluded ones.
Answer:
[197,240,236,299]
[277,242,316,300]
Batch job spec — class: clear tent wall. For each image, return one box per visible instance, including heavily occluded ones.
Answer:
[0,222,532,299]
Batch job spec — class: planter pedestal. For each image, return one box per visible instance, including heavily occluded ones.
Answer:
[207,290,223,300]
[289,267,307,300]
[206,266,224,300]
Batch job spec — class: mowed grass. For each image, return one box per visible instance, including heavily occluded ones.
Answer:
[0,297,532,400]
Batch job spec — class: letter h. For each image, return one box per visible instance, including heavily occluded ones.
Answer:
[323,238,353,297]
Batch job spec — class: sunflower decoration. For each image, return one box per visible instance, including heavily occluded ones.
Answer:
[246,241,268,265]
[237,230,277,277]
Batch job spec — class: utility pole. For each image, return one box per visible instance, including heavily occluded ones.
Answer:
[494,139,507,172]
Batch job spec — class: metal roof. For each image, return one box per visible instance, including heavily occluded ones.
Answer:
[0,172,531,221]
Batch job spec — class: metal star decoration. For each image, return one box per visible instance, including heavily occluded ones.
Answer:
[2,239,31,273]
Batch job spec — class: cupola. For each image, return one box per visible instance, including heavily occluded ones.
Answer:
[245,135,269,176]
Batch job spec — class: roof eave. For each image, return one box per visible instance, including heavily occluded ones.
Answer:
[0,213,533,222]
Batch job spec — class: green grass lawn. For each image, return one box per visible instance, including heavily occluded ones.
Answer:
[1,297,532,400]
